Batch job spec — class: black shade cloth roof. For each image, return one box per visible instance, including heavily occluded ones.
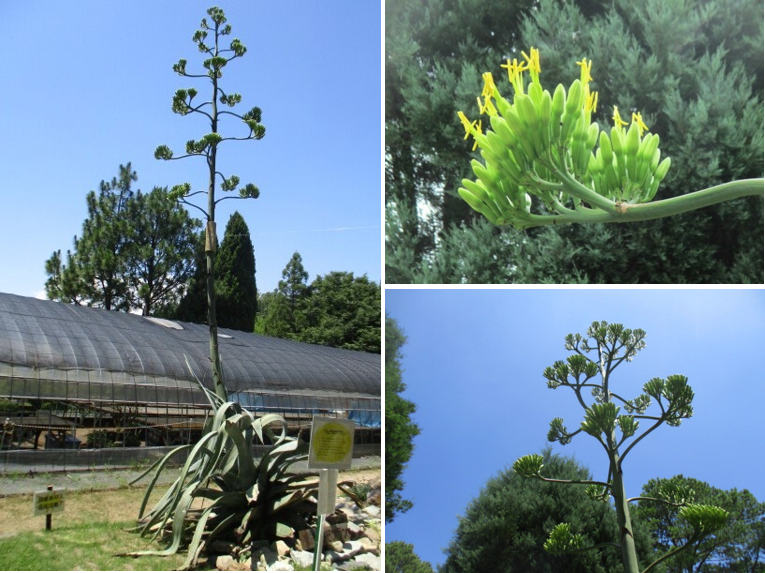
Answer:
[0,293,380,408]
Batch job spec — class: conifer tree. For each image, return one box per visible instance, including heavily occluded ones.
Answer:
[255,251,309,339]
[386,541,435,573]
[386,315,420,522]
[301,272,381,353]
[155,6,266,399]
[278,251,310,335]
[45,165,200,313]
[61,163,137,311]
[216,211,257,332]
[441,449,653,573]
[129,187,200,316]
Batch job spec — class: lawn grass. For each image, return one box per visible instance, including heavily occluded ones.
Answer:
[0,485,188,570]
[0,520,187,571]
[0,466,380,570]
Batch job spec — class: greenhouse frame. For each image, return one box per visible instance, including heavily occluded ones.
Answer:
[0,293,380,470]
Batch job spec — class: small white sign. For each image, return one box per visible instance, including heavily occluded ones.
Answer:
[33,488,65,516]
[308,416,355,470]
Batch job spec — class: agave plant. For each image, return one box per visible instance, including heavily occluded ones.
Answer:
[125,375,319,569]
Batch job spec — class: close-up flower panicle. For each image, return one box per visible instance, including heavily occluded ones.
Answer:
[457,48,673,229]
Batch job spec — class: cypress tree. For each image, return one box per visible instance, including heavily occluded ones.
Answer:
[216,211,257,331]
[255,251,309,339]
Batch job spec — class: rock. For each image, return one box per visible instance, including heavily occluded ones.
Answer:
[215,554,251,571]
[268,560,294,571]
[325,540,363,563]
[364,525,381,542]
[297,528,315,551]
[357,536,379,555]
[364,505,381,517]
[346,519,362,538]
[330,540,344,552]
[272,540,291,558]
[354,552,382,571]
[290,549,314,569]
[324,510,350,545]
[367,477,382,507]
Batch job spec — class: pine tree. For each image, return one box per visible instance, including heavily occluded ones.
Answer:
[155,6,266,400]
[129,187,200,315]
[279,251,310,335]
[73,163,137,310]
[215,211,257,332]
[45,165,201,313]
[386,541,435,573]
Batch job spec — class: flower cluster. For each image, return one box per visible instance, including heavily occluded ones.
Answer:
[457,48,671,229]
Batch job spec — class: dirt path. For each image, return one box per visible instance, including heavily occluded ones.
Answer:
[0,456,380,497]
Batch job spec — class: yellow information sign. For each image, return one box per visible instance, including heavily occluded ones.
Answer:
[308,416,355,470]
[33,489,65,516]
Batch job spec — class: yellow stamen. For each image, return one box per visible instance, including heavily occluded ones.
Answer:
[585,88,598,114]
[457,111,482,151]
[458,111,472,138]
[500,58,513,82]
[481,72,497,99]
[576,58,593,84]
[477,96,497,116]
[632,112,649,137]
[612,106,629,130]
[522,48,541,74]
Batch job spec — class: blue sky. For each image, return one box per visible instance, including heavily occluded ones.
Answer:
[0,1,380,299]
[385,288,765,568]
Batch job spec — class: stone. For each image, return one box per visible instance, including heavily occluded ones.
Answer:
[297,528,315,551]
[364,505,381,517]
[354,552,382,571]
[289,549,314,569]
[273,539,290,557]
[363,525,381,543]
[325,540,363,563]
[253,547,279,568]
[330,540,344,552]
[357,536,379,554]
[216,555,235,571]
[346,519,362,538]
[267,561,294,571]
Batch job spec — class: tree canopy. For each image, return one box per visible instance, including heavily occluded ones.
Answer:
[634,475,765,572]
[215,211,257,332]
[385,315,420,522]
[441,449,653,573]
[45,163,200,314]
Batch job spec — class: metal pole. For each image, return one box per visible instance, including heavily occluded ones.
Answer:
[312,513,326,571]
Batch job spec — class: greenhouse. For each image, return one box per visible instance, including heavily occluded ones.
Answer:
[0,292,380,470]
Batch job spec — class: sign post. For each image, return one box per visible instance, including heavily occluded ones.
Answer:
[33,485,65,530]
[308,416,355,571]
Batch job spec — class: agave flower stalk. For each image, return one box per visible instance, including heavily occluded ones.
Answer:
[458,48,764,230]
[513,322,729,573]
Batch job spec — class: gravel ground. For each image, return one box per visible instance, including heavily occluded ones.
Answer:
[0,455,381,497]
